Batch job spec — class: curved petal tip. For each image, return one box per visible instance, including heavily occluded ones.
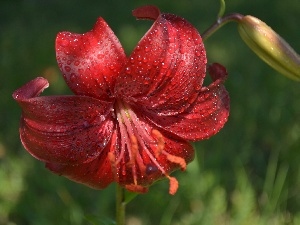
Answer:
[207,63,228,81]
[13,77,49,101]
[132,5,160,20]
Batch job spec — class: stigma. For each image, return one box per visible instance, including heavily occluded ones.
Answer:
[109,100,187,195]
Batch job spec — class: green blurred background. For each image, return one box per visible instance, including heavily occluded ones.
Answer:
[1,0,300,224]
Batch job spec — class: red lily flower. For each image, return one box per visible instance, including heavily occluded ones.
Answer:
[13,5,229,195]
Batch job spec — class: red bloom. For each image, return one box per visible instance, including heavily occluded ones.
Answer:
[13,6,229,194]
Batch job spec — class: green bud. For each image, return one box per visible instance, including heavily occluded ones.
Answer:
[238,15,300,81]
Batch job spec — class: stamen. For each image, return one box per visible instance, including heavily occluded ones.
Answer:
[152,129,165,151]
[167,176,179,195]
[129,135,138,185]
[151,129,165,157]
[164,153,187,171]
[129,135,138,165]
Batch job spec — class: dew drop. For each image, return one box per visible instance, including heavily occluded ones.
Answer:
[109,64,115,70]
[74,60,80,66]
[99,115,105,122]
[65,66,71,72]
[83,121,90,128]
[125,67,131,74]
[161,62,168,69]
[59,38,69,47]
[70,73,77,83]
[153,60,159,66]
[195,50,201,56]
[97,54,103,59]
[137,55,142,62]
[194,84,201,91]
[143,57,148,63]
[64,50,70,55]
[146,163,158,175]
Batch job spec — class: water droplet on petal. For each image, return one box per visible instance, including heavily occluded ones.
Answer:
[83,121,90,128]
[70,73,76,83]
[146,163,158,175]
[65,66,71,72]
[161,62,168,69]
[143,57,148,63]
[125,67,131,74]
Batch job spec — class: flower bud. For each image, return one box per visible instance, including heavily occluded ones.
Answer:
[238,15,300,81]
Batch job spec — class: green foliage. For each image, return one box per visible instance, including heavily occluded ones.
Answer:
[1,0,300,224]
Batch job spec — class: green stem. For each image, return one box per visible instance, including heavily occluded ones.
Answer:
[201,13,244,41]
[217,0,226,18]
[116,184,126,225]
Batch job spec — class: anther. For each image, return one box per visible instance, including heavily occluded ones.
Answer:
[167,176,179,195]
[165,154,187,171]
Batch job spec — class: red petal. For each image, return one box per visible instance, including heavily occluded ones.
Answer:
[138,74,230,141]
[132,5,160,20]
[46,144,113,189]
[115,12,206,115]
[56,17,126,100]
[13,77,114,164]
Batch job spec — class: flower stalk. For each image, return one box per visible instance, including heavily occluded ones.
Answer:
[116,184,126,225]
[201,13,243,41]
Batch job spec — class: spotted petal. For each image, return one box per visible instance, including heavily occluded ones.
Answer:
[56,17,126,100]
[13,77,114,164]
[115,9,206,115]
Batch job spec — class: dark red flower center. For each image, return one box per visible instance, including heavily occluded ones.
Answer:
[108,100,186,194]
